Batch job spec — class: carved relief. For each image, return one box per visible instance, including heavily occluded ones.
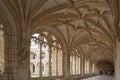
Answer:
[18,44,28,61]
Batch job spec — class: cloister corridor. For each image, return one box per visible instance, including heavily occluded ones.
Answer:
[1,0,120,80]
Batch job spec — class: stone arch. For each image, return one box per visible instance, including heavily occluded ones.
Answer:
[27,26,68,76]
[28,26,67,54]
[0,1,18,80]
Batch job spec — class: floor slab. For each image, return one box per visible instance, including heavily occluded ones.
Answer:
[81,75,114,80]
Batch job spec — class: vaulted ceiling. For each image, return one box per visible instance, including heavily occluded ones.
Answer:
[0,0,119,63]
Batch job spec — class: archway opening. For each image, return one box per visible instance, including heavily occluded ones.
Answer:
[97,60,114,75]
[30,32,63,78]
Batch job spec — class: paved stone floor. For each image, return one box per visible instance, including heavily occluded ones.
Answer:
[81,75,114,80]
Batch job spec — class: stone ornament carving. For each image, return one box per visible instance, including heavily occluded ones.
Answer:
[19,44,28,61]
[18,43,29,67]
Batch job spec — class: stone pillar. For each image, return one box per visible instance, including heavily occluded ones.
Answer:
[80,58,82,75]
[62,46,71,80]
[115,41,120,80]
[96,63,99,75]
[5,34,18,80]
[89,61,92,74]
[35,63,37,74]
[81,57,85,76]
[11,35,18,80]
[65,48,70,80]
[94,62,97,74]
[18,42,30,80]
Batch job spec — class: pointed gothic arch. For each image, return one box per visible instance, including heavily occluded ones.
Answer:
[0,2,18,80]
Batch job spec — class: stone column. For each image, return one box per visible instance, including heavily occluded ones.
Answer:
[5,34,18,80]
[18,41,30,80]
[94,62,97,74]
[35,63,37,74]
[10,35,18,80]
[89,61,92,74]
[115,41,120,80]
[81,57,85,76]
[63,47,70,80]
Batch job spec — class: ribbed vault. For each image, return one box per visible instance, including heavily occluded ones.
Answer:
[1,0,118,63]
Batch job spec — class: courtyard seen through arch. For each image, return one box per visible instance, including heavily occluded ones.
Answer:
[70,48,81,75]
[30,32,63,78]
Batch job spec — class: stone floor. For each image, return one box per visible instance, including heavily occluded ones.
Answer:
[81,75,114,80]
